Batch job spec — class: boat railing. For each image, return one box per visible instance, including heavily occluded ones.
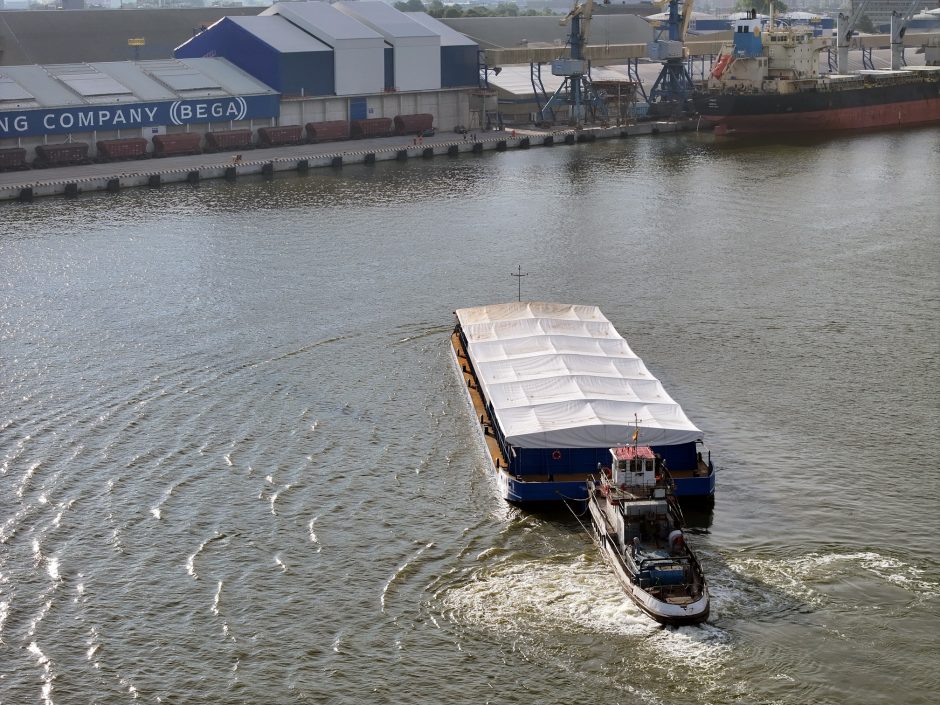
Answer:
[686,546,708,583]
[593,471,674,498]
[603,485,664,500]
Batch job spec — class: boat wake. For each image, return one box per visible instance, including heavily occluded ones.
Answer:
[437,552,730,670]
[725,550,939,608]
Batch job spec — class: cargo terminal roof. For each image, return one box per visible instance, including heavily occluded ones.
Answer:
[225,16,333,54]
[0,8,260,66]
[405,12,478,47]
[0,58,276,111]
[261,1,385,43]
[455,302,703,449]
[336,1,439,40]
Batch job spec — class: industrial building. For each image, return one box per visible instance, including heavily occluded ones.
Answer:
[175,2,476,141]
[0,58,278,157]
[0,2,479,165]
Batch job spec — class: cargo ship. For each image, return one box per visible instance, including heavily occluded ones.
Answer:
[692,12,940,134]
[450,302,715,505]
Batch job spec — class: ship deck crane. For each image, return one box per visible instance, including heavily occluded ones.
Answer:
[836,0,871,73]
[891,0,922,69]
[540,0,608,125]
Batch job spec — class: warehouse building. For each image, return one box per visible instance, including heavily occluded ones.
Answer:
[175,1,477,136]
[0,2,479,165]
[177,2,479,95]
[0,58,279,162]
[173,15,337,96]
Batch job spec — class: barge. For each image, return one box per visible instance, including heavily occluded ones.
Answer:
[451,302,715,505]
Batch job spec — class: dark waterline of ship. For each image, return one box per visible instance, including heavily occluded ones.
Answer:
[1,127,938,704]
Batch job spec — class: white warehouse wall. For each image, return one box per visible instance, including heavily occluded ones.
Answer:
[388,40,442,92]
[333,46,386,95]
[334,1,441,92]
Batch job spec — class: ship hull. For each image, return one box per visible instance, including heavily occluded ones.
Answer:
[694,76,940,134]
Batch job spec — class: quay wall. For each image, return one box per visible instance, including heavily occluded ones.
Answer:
[0,121,693,204]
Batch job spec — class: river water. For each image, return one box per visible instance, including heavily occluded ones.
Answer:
[1,127,938,705]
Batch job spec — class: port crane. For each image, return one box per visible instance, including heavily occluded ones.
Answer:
[540,0,608,125]
[647,0,696,116]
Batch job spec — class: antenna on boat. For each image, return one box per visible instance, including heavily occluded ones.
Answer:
[511,264,528,302]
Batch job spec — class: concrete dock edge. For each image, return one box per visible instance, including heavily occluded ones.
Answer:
[0,121,694,204]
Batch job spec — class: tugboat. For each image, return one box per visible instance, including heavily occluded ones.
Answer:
[586,445,710,625]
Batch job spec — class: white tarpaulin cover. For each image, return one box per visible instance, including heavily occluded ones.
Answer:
[456,302,703,449]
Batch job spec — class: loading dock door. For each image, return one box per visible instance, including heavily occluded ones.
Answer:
[350,98,367,121]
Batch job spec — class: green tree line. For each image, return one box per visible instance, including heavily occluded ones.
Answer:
[393,1,555,18]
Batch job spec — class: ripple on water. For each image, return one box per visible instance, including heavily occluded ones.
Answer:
[381,541,435,612]
[16,461,40,499]
[308,516,321,552]
[86,626,101,668]
[47,556,60,582]
[187,533,227,580]
[0,599,9,639]
[211,580,223,616]
[1,434,31,475]
[27,641,54,705]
